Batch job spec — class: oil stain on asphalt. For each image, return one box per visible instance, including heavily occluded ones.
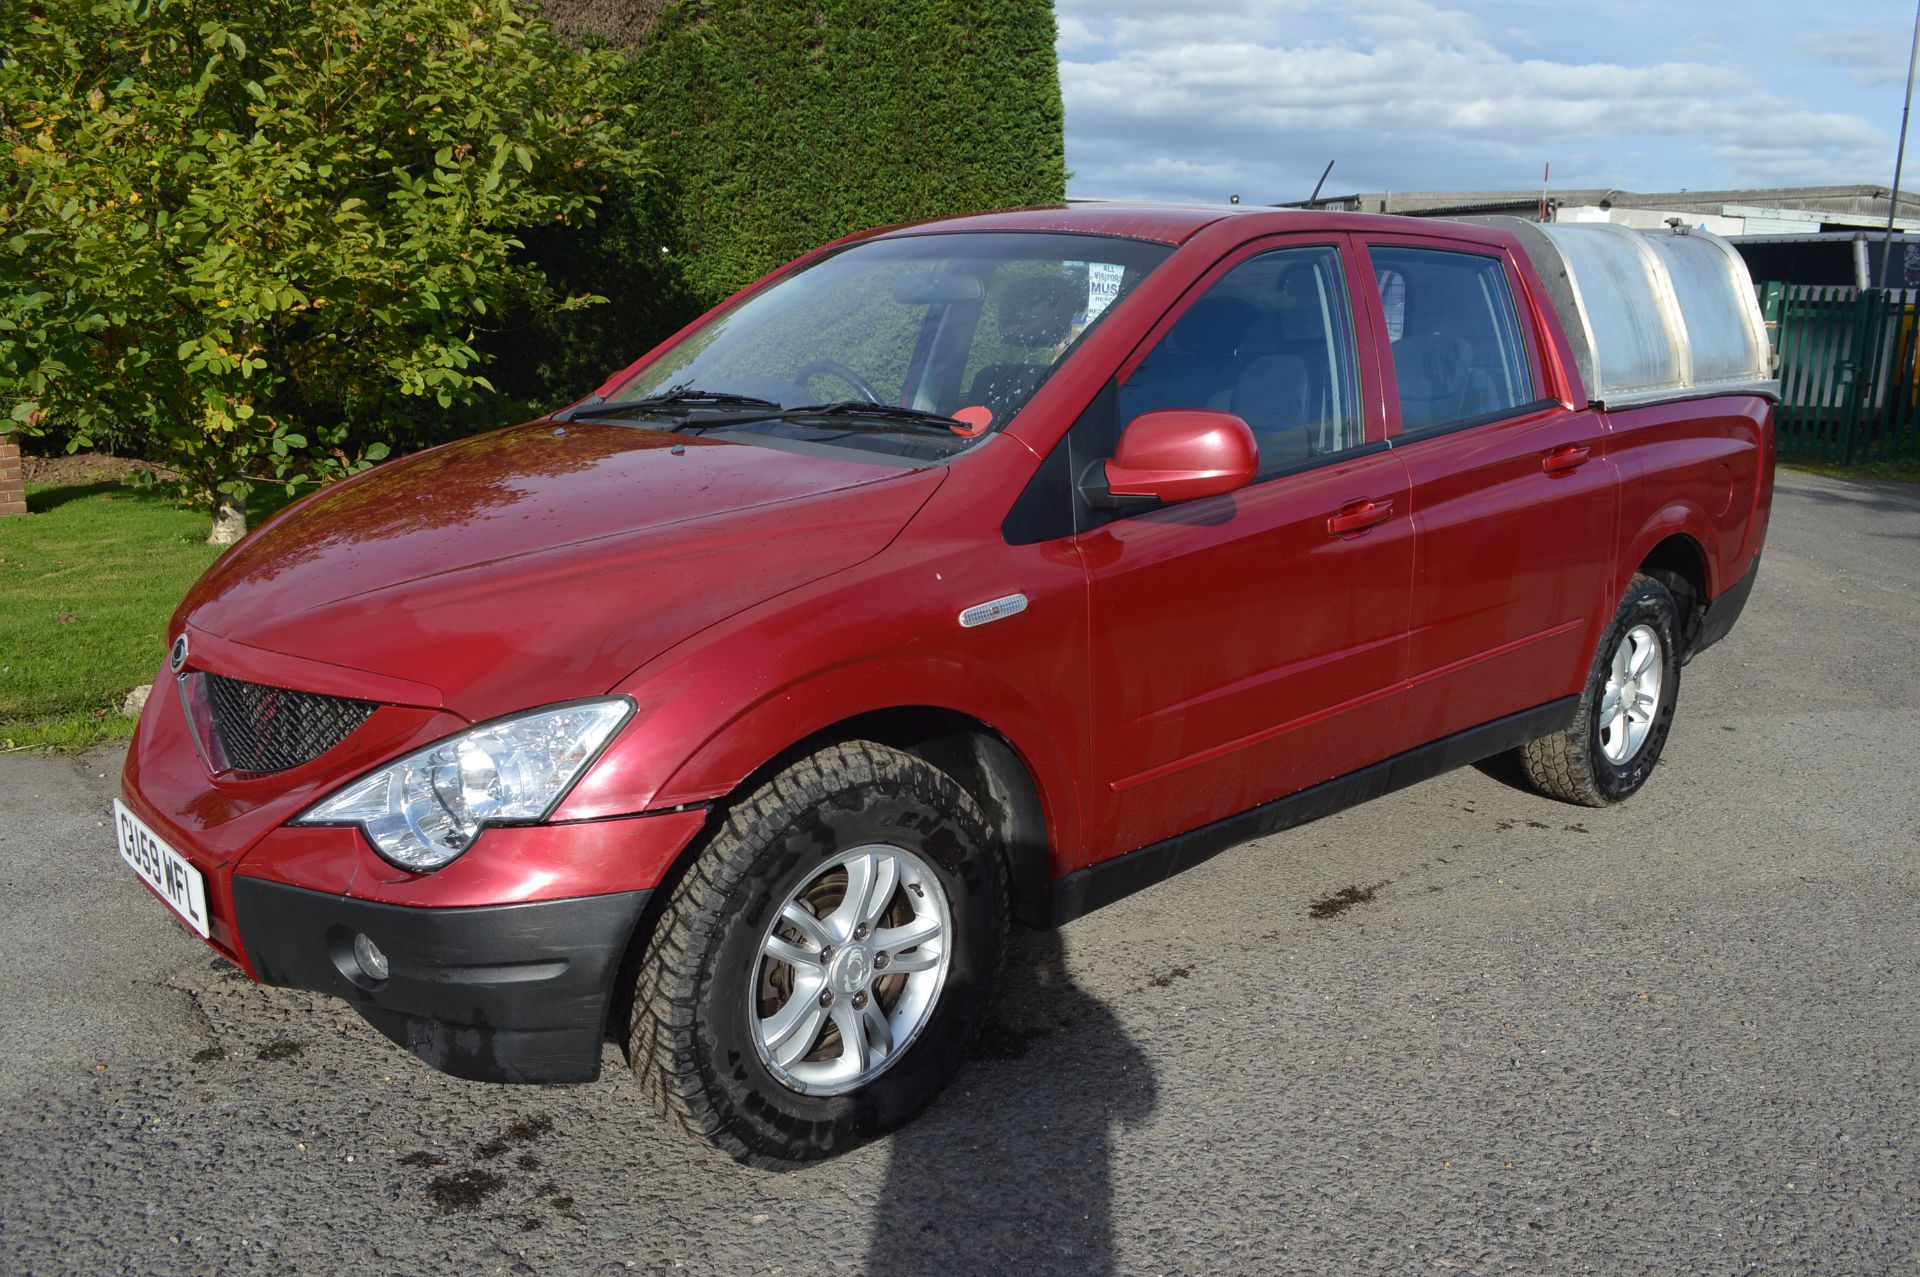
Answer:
[403,1113,566,1217]
[1308,881,1390,919]
[425,1168,504,1214]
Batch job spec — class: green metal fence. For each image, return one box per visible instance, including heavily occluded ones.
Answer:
[1759,281,1920,464]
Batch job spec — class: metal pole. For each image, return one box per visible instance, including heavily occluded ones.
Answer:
[1879,0,1920,289]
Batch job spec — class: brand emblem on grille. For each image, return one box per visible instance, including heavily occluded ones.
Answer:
[168,634,189,673]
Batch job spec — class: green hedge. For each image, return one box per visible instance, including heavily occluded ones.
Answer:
[505,0,1066,403]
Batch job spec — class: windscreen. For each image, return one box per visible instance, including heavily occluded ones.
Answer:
[603,232,1172,457]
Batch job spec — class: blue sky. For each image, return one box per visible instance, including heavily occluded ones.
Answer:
[1055,0,1919,203]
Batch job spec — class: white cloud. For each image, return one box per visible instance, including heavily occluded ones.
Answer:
[1349,0,1486,47]
[1056,0,1897,202]
[1054,15,1102,53]
[1806,25,1912,87]
[1808,25,1899,67]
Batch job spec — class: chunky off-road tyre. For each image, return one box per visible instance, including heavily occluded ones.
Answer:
[627,741,1008,1166]
[1519,573,1683,807]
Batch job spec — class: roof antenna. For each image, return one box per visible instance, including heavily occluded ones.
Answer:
[1307,160,1335,209]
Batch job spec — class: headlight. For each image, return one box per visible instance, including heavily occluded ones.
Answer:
[294,698,632,871]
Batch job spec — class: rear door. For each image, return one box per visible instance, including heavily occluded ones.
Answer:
[1357,234,1617,746]
[1076,236,1414,856]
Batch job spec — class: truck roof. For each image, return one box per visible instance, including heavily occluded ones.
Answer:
[871,203,1776,411]
[873,202,1520,247]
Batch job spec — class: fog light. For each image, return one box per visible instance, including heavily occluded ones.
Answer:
[352,933,390,981]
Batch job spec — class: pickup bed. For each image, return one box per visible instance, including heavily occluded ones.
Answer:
[119,202,1775,1165]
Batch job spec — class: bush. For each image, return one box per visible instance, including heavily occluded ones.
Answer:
[503,0,1067,404]
[0,0,649,541]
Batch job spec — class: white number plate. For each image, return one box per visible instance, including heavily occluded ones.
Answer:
[114,799,210,939]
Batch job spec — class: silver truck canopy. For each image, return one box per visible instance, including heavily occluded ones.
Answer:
[1461,218,1778,410]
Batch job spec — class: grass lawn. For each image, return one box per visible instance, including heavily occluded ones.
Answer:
[1,482,227,751]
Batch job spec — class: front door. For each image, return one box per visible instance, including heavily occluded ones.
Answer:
[1077,239,1415,858]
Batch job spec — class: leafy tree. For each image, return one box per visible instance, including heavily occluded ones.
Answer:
[0,0,647,542]
[622,0,1065,310]
[501,0,1067,404]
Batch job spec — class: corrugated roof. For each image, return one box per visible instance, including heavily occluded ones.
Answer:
[1282,184,1920,220]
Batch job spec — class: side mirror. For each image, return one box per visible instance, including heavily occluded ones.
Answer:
[1081,409,1259,509]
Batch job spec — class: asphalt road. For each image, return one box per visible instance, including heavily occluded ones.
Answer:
[2,469,1916,1276]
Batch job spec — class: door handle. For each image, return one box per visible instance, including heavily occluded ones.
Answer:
[1541,443,1592,474]
[1327,497,1395,536]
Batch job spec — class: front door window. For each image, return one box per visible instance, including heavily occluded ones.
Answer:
[1119,245,1365,477]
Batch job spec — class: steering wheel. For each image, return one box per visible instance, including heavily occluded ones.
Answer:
[794,358,882,404]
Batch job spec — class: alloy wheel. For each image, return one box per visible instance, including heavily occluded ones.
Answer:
[751,844,953,1096]
[1598,622,1664,764]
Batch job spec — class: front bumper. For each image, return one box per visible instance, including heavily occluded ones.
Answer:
[232,878,650,1083]
[119,644,711,1083]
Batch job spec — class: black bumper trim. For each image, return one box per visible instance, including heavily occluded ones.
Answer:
[1688,553,1761,661]
[232,879,650,1084]
[1050,697,1578,926]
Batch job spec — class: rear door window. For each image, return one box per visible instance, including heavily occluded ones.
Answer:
[1368,246,1535,435]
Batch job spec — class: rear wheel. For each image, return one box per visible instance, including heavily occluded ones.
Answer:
[627,741,1006,1165]
[1519,573,1683,807]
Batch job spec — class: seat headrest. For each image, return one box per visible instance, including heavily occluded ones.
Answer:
[1166,295,1257,354]
[1394,333,1474,398]
[998,276,1085,348]
[1273,267,1325,342]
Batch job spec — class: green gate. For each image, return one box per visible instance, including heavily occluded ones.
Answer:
[1761,281,1920,464]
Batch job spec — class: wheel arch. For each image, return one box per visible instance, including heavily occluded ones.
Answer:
[647,690,1067,930]
[1633,530,1712,656]
[605,699,1063,1066]
[781,707,1055,929]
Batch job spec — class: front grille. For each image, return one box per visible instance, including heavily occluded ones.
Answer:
[204,673,376,774]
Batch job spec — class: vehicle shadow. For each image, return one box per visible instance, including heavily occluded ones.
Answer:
[864,927,1156,1277]
[1470,747,1538,795]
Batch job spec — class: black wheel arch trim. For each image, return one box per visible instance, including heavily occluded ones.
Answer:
[1686,552,1760,663]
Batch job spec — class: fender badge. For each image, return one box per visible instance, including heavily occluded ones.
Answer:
[169,633,189,673]
[958,594,1029,628]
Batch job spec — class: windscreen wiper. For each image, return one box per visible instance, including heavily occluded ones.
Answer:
[773,401,966,432]
[553,389,783,422]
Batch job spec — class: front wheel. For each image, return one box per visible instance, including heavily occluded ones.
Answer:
[1519,573,1683,807]
[627,741,1007,1165]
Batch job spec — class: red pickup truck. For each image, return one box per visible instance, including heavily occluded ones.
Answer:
[116,203,1775,1164]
